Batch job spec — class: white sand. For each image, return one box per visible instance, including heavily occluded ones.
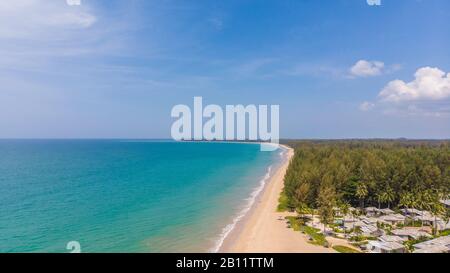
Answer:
[223,145,336,253]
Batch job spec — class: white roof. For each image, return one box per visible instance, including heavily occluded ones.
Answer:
[379,235,407,243]
[400,208,423,215]
[413,235,450,250]
[368,241,405,251]
[380,214,405,222]
[412,215,438,222]
[391,229,432,239]
[436,220,450,230]
[362,217,378,225]
[365,207,379,212]
[440,199,450,206]
[360,225,378,233]
[379,208,395,214]
[413,245,449,253]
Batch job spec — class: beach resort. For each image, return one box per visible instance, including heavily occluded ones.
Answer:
[224,141,450,254]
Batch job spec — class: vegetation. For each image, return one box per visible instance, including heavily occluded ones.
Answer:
[404,236,430,252]
[280,140,449,222]
[439,229,450,237]
[286,216,329,247]
[277,191,290,212]
[332,245,361,253]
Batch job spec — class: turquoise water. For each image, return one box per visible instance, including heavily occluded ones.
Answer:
[0,140,281,253]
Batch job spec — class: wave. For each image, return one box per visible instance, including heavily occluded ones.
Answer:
[209,165,273,253]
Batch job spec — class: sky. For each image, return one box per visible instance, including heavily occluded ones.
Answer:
[0,0,449,139]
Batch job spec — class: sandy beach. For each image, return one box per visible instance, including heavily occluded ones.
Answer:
[222,145,335,253]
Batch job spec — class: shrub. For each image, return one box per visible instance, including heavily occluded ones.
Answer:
[333,245,361,253]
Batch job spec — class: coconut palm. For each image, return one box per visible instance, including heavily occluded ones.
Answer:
[376,192,387,209]
[399,192,413,225]
[430,200,445,235]
[355,182,368,210]
[339,201,350,236]
[384,187,395,209]
[417,191,432,228]
[350,208,360,231]
[296,202,309,222]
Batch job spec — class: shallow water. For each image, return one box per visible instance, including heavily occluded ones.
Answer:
[0,140,280,253]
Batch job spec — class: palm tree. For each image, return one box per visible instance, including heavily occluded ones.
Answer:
[429,191,447,235]
[355,182,368,210]
[376,192,387,209]
[350,208,360,231]
[385,187,395,209]
[399,192,412,225]
[430,200,445,236]
[417,191,432,228]
[296,202,309,222]
[339,201,350,237]
[443,211,450,232]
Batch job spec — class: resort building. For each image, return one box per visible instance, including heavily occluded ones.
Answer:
[400,208,423,217]
[379,214,406,226]
[364,207,379,217]
[436,220,450,231]
[412,235,450,253]
[440,199,450,209]
[360,216,379,225]
[411,212,438,226]
[378,208,395,215]
[378,235,407,244]
[391,229,432,240]
[366,241,406,253]
[359,224,382,237]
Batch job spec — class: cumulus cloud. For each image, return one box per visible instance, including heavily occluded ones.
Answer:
[359,67,450,116]
[359,101,375,111]
[350,60,385,77]
[379,67,450,102]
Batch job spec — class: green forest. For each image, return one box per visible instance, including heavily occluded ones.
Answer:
[279,140,450,225]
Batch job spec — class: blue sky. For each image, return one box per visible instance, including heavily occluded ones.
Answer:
[0,0,449,139]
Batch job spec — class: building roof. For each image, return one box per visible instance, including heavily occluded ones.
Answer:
[378,235,407,243]
[400,208,423,215]
[413,235,450,251]
[365,207,379,212]
[391,229,432,239]
[362,217,378,225]
[412,215,438,222]
[380,214,405,222]
[436,220,450,230]
[368,241,405,251]
[360,224,378,234]
[440,199,450,206]
[413,245,450,253]
[379,208,395,214]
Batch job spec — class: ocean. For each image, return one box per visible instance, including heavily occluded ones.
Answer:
[0,140,282,253]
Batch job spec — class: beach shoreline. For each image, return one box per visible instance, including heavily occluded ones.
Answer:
[220,144,335,253]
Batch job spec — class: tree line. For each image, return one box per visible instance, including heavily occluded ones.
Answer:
[280,140,450,227]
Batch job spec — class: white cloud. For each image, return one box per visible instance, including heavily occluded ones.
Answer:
[360,67,450,117]
[379,67,450,102]
[359,101,375,111]
[0,0,96,39]
[350,60,384,77]
[233,58,277,76]
[0,0,132,73]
